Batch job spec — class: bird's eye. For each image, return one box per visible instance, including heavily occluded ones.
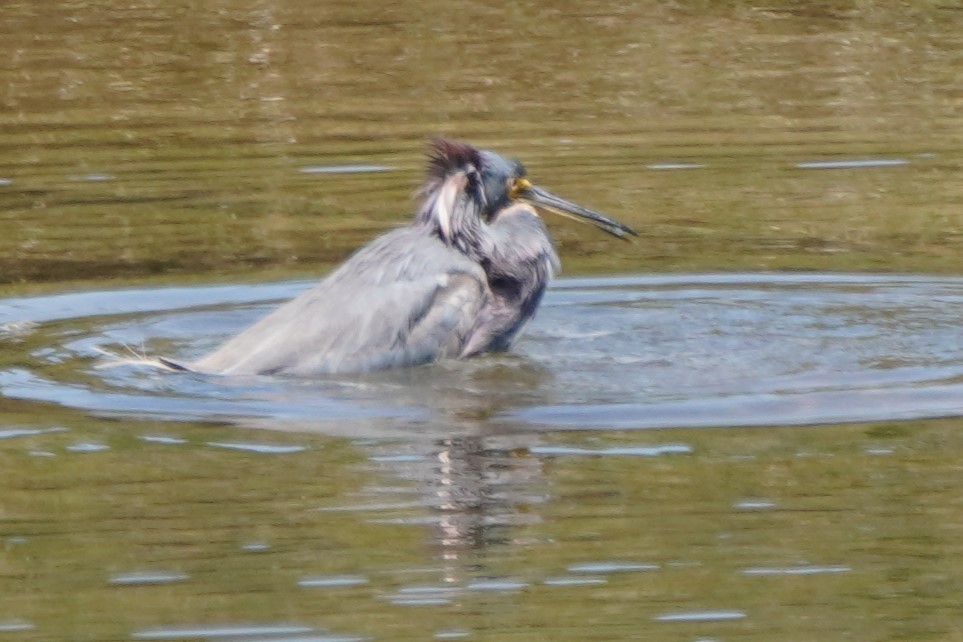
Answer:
[508,177,532,199]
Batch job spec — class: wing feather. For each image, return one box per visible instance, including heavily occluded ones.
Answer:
[191,227,488,376]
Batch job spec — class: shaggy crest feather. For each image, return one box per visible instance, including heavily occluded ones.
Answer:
[415,138,491,258]
[425,138,483,182]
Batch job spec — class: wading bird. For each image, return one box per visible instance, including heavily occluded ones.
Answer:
[169,139,636,376]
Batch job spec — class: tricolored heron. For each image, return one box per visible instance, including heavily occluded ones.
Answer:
[167,139,636,376]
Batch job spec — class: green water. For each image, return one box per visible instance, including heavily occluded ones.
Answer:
[1,1,963,640]
[1,0,961,288]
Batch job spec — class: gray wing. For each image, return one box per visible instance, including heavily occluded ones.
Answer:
[190,227,489,376]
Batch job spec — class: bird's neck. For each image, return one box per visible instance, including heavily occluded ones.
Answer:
[416,173,493,261]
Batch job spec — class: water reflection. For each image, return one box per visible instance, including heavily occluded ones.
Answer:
[351,433,551,580]
[0,396,959,640]
[2,1,962,639]
[430,436,544,555]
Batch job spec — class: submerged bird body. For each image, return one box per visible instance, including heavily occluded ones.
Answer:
[193,215,554,376]
[184,139,634,376]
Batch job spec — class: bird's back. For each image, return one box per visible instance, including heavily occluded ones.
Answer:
[191,225,489,376]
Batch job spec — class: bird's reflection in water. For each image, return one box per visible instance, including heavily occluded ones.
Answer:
[361,428,549,586]
[246,351,557,576]
[428,435,546,558]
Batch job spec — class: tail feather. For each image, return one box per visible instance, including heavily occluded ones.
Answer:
[92,346,194,372]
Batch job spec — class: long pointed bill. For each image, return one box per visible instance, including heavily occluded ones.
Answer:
[519,184,638,240]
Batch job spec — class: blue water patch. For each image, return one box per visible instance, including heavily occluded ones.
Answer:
[206,442,307,454]
[69,173,116,182]
[297,575,368,588]
[384,585,462,607]
[646,162,705,170]
[465,579,528,591]
[530,444,691,457]
[653,610,746,622]
[568,562,659,574]
[795,158,908,169]
[0,426,66,439]
[66,442,110,453]
[0,621,34,632]
[131,624,316,639]
[542,576,608,586]
[242,542,271,552]
[139,434,188,445]
[733,499,776,510]
[299,164,395,174]
[109,571,190,586]
[741,565,851,576]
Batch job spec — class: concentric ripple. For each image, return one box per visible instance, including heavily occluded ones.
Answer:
[1,273,961,434]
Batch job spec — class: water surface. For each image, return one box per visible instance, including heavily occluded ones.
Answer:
[2,273,962,433]
[1,0,961,285]
[1,1,962,640]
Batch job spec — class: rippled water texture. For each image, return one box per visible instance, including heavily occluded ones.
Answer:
[2,1,963,640]
[2,1,962,283]
[2,273,962,432]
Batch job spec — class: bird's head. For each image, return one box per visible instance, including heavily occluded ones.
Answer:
[417,138,637,246]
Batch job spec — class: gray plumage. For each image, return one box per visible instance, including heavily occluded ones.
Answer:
[176,139,635,376]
